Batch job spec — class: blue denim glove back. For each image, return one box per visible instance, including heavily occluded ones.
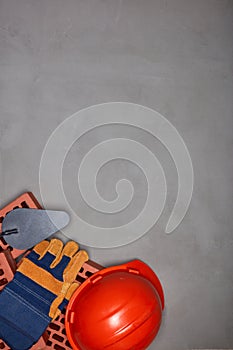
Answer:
[0,239,88,350]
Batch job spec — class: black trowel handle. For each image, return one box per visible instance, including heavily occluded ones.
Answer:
[1,229,18,236]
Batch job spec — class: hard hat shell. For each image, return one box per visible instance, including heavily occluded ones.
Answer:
[65,260,164,350]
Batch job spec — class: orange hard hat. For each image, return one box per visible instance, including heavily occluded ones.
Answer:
[65,259,165,350]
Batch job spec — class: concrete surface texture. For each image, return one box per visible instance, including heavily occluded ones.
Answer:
[0,0,233,349]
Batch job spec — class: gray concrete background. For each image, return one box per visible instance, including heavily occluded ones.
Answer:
[0,1,233,349]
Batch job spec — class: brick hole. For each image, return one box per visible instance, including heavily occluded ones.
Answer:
[21,201,29,208]
[65,340,71,347]
[13,206,19,210]
[52,333,64,342]
[0,269,4,276]
[79,267,84,273]
[85,270,93,278]
[76,275,86,284]
[61,328,66,335]
[0,217,3,224]
[54,344,66,350]
[46,340,52,346]
[60,317,65,325]
[47,330,51,336]
[54,314,61,322]
[0,278,7,286]
[49,323,60,331]
[0,342,5,349]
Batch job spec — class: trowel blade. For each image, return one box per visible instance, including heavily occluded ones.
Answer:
[1,208,70,250]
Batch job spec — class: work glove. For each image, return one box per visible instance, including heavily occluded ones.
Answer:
[0,238,88,350]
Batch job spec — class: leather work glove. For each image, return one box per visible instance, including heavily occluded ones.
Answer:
[0,238,88,350]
